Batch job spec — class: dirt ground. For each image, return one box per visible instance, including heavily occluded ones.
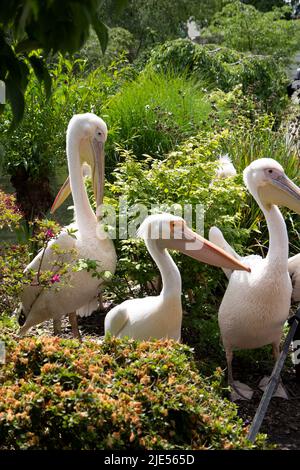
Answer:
[29,308,300,450]
[235,369,300,449]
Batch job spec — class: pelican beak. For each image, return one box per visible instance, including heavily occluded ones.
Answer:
[159,222,251,272]
[90,138,105,209]
[50,176,71,214]
[258,173,300,213]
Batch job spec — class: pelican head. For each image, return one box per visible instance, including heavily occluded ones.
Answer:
[51,113,107,213]
[244,158,300,213]
[138,213,250,272]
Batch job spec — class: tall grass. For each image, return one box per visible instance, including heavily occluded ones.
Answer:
[103,71,211,170]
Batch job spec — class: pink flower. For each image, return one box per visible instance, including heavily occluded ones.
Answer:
[50,274,60,284]
[45,229,54,239]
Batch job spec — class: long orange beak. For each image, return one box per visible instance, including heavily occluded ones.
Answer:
[50,176,71,214]
[50,177,71,214]
[159,223,250,272]
[50,138,105,214]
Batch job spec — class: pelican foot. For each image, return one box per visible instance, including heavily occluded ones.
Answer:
[258,376,289,399]
[230,381,254,401]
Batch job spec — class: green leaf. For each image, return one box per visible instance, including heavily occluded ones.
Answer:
[28,55,52,99]
[5,77,25,131]
[91,17,109,55]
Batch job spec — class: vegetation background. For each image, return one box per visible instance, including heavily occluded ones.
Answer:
[1,0,300,450]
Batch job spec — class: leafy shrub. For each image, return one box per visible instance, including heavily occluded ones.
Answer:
[76,27,137,70]
[104,130,250,309]
[0,335,268,449]
[148,39,288,114]
[202,1,300,62]
[104,71,211,168]
[0,190,25,315]
[0,190,22,229]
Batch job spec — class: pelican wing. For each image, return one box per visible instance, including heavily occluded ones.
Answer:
[209,226,242,280]
[288,253,300,302]
[21,229,77,312]
[24,229,77,273]
[104,304,129,337]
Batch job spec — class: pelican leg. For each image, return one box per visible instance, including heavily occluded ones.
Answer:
[98,293,104,312]
[68,312,81,341]
[258,343,289,399]
[53,318,62,336]
[226,349,254,401]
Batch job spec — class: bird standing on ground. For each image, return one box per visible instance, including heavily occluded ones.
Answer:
[17,113,116,339]
[209,158,300,400]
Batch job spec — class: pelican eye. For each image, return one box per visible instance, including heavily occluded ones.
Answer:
[268,169,273,174]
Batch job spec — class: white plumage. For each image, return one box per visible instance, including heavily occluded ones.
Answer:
[215,154,237,179]
[209,158,300,400]
[18,113,116,338]
[105,213,250,341]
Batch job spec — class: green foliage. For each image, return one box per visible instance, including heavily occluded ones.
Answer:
[0,334,268,449]
[0,56,124,181]
[203,1,300,63]
[0,55,133,219]
[0,0,129,127]
[104,71,211,167]
[104,131,250,307]
[0,190,22,229]
[148,39,288,114]
[103,0,197,45]
[0,243,29,316]
[103,108,300,309]
[76,27,137,71]
[242,0,285,11]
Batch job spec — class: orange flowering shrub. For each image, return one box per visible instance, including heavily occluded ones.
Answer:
[0,335,268,450]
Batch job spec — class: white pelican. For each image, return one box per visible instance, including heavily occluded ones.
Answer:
[17,113,117,339]
[209,158,300,400]
[51,162,99,336]
[104,213,250,341]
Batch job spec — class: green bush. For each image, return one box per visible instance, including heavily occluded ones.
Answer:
[104,129,250,308]
[76,27,138,70]
[202,1,300,62]
[0,334,268,449]
[148,39,288,114]
[103,113,300,310]
[104,70,211,168]
[0,190,22,230]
